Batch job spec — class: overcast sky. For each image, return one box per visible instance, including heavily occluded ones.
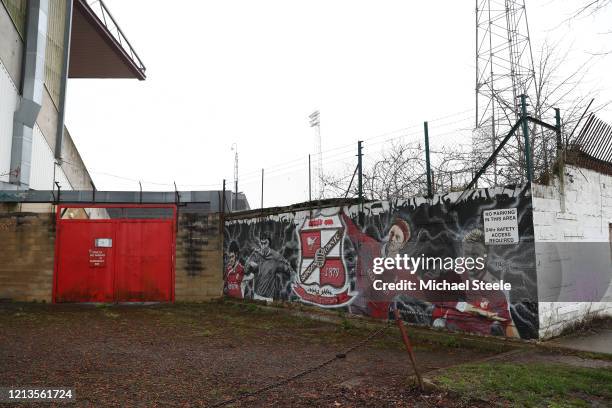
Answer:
[65,0,612,208]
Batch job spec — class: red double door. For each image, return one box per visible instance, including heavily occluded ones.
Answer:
[54,207,175,303]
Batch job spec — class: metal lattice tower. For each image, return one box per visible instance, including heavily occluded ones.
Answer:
[474,0,538,183]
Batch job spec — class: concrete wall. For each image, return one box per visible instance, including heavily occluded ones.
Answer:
[532,165,612,339]
[175,212,224,301]
[0,210,56,302]
[224,186,540,339]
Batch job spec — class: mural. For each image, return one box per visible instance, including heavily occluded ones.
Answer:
[224,185,539,339]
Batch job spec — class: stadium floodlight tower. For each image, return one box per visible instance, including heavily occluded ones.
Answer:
[309,110,323,199]
[231,143,238,211]
[474,0,538,185]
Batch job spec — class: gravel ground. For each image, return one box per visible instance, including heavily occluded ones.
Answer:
[0,301,496,407]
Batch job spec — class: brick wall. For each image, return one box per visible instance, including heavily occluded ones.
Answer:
[0,206,224,303]
[175,212,224,302]
[0,211,55,302]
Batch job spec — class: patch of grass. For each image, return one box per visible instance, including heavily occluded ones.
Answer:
[407,329,514,353]
[572,350,612,362]
[435,362,612,407]
[94,303,112,309]
[241,303,260,313]
[340,318,356,331]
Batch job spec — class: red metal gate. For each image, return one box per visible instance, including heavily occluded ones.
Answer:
[53,204,176,303]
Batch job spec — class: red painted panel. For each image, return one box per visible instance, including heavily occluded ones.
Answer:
[54,205,176,303]
[300,230,321,258]
[114,221,173,302]
[319,259,345,288]
[55,222,115,302]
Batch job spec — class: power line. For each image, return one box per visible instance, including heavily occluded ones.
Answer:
[60,159,221,189]
[238,111,475,180]
[60,107,476,194]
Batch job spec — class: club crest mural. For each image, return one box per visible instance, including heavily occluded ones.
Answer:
[224,185,539,339]
[293,213,357,306]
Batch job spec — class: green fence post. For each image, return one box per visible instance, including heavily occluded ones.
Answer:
[424,121,432,197]
[520,95,532,182]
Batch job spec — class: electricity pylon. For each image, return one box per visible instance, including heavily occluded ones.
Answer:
[474,0,538,185]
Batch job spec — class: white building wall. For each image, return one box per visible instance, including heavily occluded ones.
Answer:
[532,165,612,339]
[1,56,72,191]
[30,123,72,190]
[0,58,18,182]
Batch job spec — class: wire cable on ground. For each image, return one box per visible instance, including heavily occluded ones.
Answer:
[210,322,391,407]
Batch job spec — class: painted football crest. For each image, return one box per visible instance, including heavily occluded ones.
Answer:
[292,213,357,307]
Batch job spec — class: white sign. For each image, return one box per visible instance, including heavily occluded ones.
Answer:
[95,238,113,248]
[483,208,519,245]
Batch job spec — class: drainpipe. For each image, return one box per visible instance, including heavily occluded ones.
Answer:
[54,0,73,162]
[9,0,49,188]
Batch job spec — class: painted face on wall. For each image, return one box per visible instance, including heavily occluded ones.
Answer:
[228,252,237,268]
[226,241,240,270]
[388,226,404,251]
[259,238,271,256]
[385,219,411,258]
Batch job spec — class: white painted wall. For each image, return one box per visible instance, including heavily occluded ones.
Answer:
[0,58,18,182]
[532,165,612,339]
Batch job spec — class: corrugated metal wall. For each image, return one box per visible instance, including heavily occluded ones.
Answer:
[1,0,76,192]
[44,0,67,107]
[1,0,26,38]
[30,124,72,190]
[0,59,18,183]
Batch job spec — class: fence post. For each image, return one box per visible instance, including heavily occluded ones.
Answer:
[308,154,312,202]
[555,108,562,150]
[222,179,226,215]
[424,121,432,197]
[357,141,364,224]
[357,141,363,202]
[555,107,566,212]
[555,107,564,177]
[431,170,435,195]
[520,94,532,182]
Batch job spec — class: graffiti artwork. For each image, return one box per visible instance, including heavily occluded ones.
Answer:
[224,185,539,339]
[293,213,357,307]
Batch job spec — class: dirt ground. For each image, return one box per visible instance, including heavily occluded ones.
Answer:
[0,301,500,407]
